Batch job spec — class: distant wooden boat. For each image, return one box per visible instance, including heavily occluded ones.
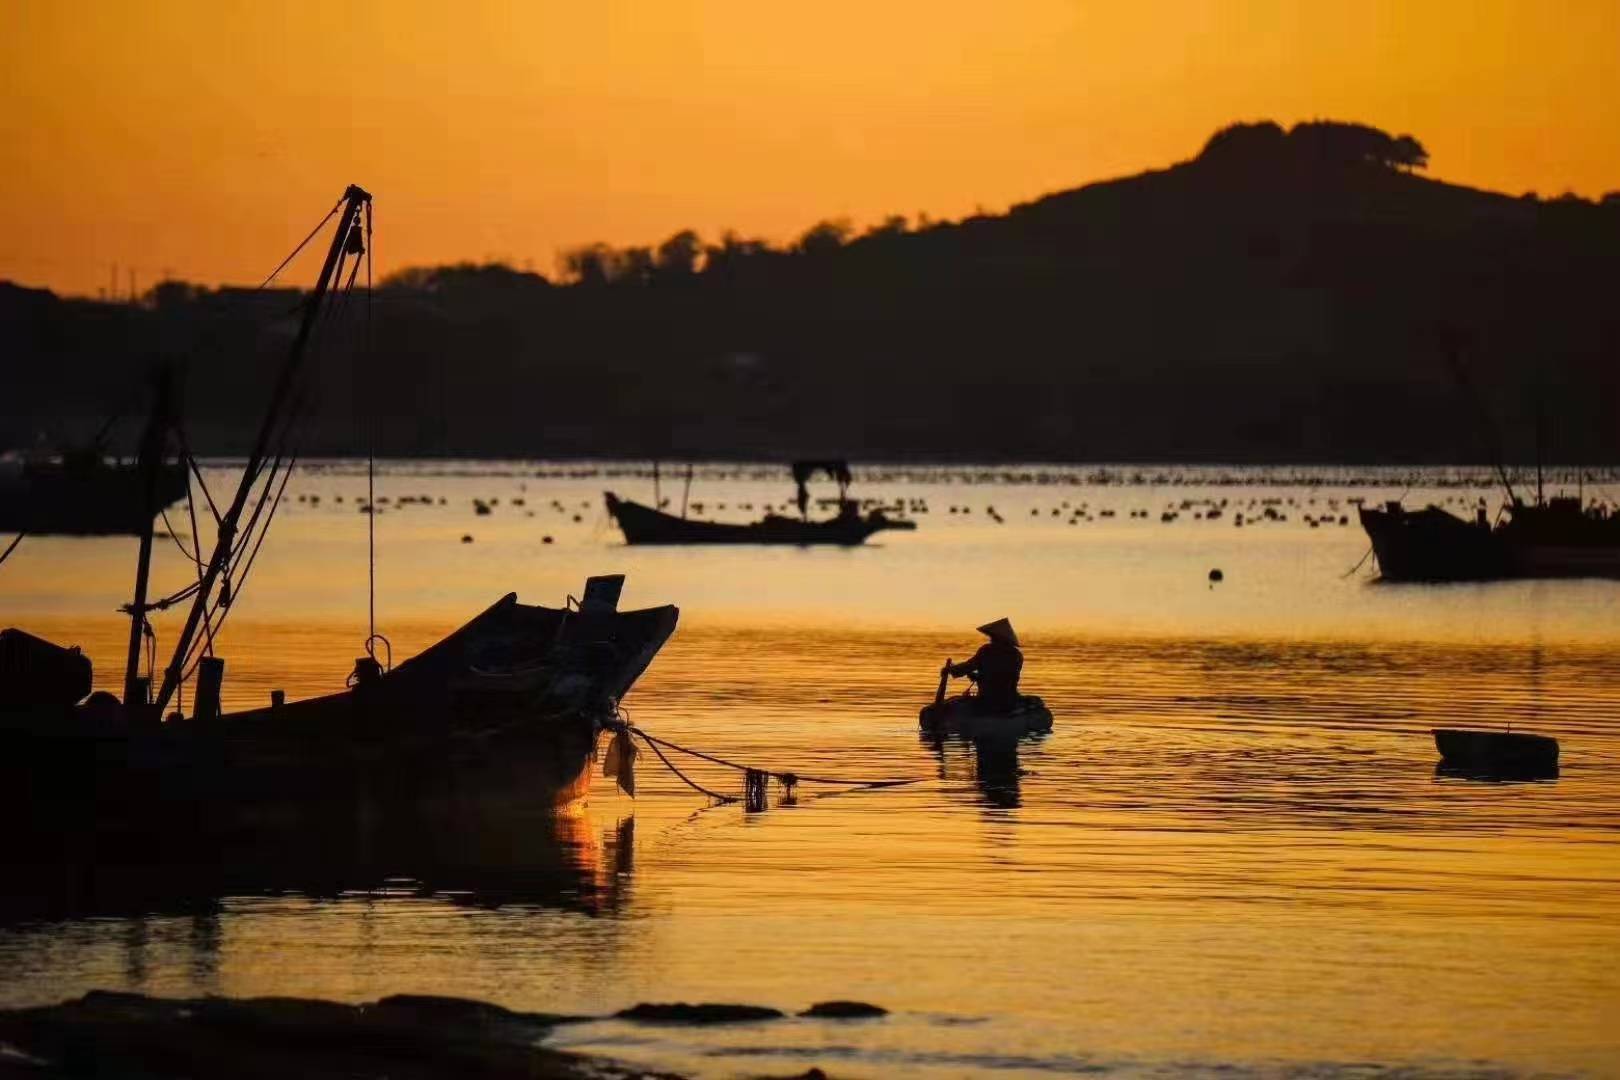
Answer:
[1360,500,1620,582]
[920,693,1052,739]
[605,491,915,546]
[0,447,186,536]
[1358,502,1510,581]
[1434,727,1559,776]
[3,585,678,840]
[1359,347,1620,582]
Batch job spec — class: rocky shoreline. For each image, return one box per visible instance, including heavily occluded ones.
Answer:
[0,991,884,1079]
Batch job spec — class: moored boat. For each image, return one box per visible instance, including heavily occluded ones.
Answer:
[606,491,913,545]
[605,458,915,545]
[0,445,187,536]
[1434,727,1559,777]
[1358,501,1510,581]
[1,185,683,848]
[1360,498,1620,582]
[2,580,677,840]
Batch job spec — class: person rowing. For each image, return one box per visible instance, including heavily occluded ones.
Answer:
[940,618,1023,713]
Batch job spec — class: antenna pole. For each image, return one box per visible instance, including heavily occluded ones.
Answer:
[122,369,172,709]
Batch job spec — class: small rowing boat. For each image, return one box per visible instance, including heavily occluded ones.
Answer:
[919,693,1053,739]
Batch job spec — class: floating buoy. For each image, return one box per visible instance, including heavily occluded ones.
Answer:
[1209,568,1224,583]
[542,535,554,544]
[461,534,474,543]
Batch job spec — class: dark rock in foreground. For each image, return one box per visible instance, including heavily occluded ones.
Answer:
[799,1000,888,1019]
[0,991,676,1079]
[615,1002,786,1024]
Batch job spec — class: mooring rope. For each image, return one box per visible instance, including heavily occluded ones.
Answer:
[1342,544,1375,578]
[632,729,739,803]
[619,722,919,794]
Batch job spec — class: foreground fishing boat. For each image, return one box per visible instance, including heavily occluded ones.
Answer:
[3,581,676,840]
[605,460,915,545]
[1434,728,1559,778]
[1,185,680,845]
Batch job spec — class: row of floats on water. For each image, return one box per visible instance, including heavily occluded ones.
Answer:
[285,488,1379,531]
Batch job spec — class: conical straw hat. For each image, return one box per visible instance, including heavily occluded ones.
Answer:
[976,618,1019,646]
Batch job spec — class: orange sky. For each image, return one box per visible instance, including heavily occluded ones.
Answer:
[3,0,1617,296]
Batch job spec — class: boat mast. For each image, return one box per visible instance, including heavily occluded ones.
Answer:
[150,184,371,717]
[1534,389,1545,506]
[1443,346,1519,508]
[121,368,174,708]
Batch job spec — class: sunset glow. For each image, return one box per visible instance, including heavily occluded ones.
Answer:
[4,0,1617,295]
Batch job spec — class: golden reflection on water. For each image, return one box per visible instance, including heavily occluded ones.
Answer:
[2,465,1619,1077]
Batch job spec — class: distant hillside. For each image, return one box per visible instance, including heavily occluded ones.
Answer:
[5,120,1618,464]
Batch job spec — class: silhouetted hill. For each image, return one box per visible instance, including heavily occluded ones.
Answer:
[5,120,1618,464]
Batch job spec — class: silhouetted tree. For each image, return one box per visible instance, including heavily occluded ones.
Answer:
[1288,120,1425,171]
[862,214,909,240]
[1199,120,1286,162]
[655,229,703,276]
[796,218,852,255]
[702,231,776,278]
[560,243,616,286]
[1390,134,1429,170]
[618,246,655,284]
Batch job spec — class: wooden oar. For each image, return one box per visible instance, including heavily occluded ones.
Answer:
[935,661,951,706]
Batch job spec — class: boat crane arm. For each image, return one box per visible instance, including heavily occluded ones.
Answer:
[149,185,372,718]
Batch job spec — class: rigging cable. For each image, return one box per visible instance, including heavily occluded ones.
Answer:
[255,199,344,291]
[179,445,301,684]
[364,199,378,661]
[159,507,205,566]
[182,465,215,657]
[173,426,222,525]
[0,532,23,568]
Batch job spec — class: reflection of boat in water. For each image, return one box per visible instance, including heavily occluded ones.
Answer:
[919,692,1052,738]
[1434,727,1559,779]
[1360,498,1620,581]
[604,460,915,545]
[921,728,1033,809]
[4,800,637,923]
[0,443,187,536]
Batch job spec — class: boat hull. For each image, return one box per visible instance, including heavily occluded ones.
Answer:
[2,593,678,842]
[1434,727,1559,777]
[919,693,1053,739]
[1361,501,1620,582]
[1358,505,1509,581]
[605,492,914,545]
[0,460,188,536]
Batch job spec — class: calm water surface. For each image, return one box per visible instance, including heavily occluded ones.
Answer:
[3,462,1618,1078]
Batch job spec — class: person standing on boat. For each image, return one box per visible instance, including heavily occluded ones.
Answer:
[942,619,1023,711]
